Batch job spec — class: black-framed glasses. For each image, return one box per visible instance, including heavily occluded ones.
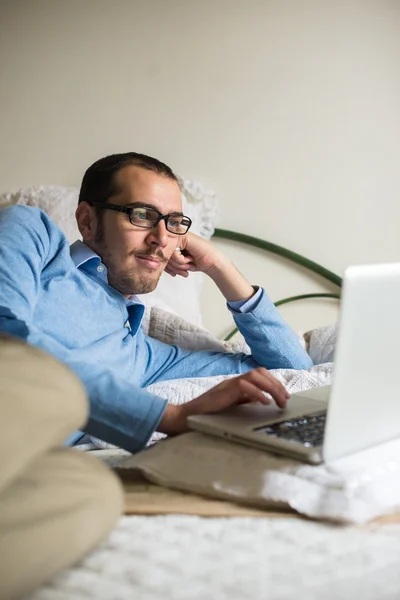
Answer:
[89,202,192,235]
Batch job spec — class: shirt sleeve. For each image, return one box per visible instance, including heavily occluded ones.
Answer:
[0,206,168,453]
[224,287,312,370]
[228,287,313,369]
[227,286,263,313]
[140,286,313,387]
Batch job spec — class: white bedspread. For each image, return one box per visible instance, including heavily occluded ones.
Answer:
[29,516,400,600]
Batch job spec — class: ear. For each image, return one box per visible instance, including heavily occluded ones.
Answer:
[75,202,98,242]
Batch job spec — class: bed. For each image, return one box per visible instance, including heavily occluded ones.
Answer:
[2,183,400,600]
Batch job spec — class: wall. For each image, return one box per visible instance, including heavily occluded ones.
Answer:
[1,0,399,337]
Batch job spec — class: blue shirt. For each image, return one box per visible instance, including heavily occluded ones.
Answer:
[0,206,313,452]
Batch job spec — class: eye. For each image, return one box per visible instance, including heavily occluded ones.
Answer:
[131,207,158,226]
[134,208,149,220]
[167,215,184,230]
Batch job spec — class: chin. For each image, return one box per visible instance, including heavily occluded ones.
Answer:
[133,276,160,295]
[136,285,157,295]
[109,265,163,295]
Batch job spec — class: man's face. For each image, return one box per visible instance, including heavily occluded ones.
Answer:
[86,166,183,296]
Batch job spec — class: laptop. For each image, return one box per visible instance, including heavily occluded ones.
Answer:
[188,263,400,464]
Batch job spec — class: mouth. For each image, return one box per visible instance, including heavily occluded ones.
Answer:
[135,255,164,270]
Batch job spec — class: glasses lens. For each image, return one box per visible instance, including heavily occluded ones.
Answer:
[130,207,191,234]
[166,215,191,234]
[130,207,159,228]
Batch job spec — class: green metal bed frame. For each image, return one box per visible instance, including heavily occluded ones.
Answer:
[212,228,342,341]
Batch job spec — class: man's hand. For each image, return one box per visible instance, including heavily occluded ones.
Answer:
[164,232,224,278]
[158,368,290,436]
[165,232,255,302]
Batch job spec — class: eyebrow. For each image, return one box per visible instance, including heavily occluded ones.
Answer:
[125,201,184,215]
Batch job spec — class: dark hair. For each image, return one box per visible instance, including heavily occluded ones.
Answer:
[78,152,178,205]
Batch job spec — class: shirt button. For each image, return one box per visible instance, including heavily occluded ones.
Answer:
[97,265,105,273]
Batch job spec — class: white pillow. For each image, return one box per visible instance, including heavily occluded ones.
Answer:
[0,179,217,326]
[0,185,81,244]
[304,324,337,364]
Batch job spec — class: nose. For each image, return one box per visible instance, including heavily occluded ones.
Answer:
[145,219,169,248]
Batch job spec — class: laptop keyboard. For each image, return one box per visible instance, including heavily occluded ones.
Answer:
[254,411,327,448]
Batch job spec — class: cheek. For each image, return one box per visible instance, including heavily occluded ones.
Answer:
[119,230,149,259]
[104,226,132,258]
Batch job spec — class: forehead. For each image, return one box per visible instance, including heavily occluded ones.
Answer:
[112,165,182,212]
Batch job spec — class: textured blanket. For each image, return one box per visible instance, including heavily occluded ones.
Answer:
[29,516,400,600]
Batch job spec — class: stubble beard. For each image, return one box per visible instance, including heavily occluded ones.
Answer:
[94,225,165,296]
[109,269,161,295]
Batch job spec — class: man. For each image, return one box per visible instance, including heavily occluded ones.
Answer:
[0,152,313,452]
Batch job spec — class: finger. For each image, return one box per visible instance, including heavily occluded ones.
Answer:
[172,252,194,265]
[236,397,253,405]
[165,261,192,273]
[169,261,196,272]
[165,266,190,278]
[245,369,289,408]
[253,367,290,400]
[164,266,177,276]
[233,379,272,405]
[165,262,196,278]
[165,264,181,274]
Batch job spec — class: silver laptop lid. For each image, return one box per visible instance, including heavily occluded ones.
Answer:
[323,263,400,462]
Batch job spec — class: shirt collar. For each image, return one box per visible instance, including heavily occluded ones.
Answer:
[69,240,142,307]
[70,240,101,269]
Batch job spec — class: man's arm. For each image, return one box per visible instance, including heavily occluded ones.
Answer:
[164,232,313,370]
[0,206,168,453]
